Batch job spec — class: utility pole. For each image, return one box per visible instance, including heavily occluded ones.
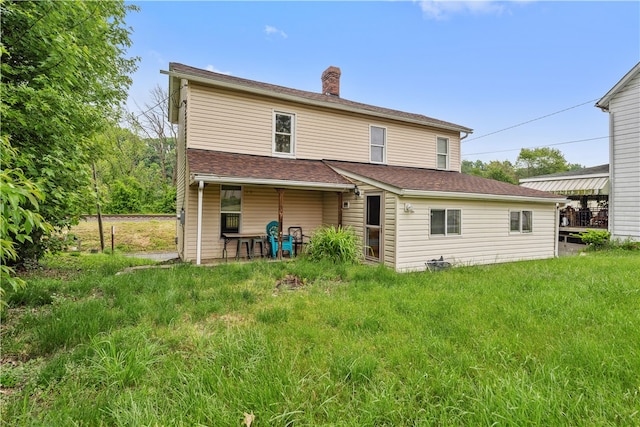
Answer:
[92,163,105,252]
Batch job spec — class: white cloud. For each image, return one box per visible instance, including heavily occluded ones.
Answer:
[265,25,288,38]
[416,1,508,20]
[205,65,232,75]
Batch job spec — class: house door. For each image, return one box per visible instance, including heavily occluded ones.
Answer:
[365,193,382,261]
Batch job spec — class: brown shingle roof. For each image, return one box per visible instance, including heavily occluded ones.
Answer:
[169,63,472,133]
[188,149,563,201]
[324,160,564,200]
[187,149,352,186]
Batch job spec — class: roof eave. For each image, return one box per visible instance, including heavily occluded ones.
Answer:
[191,173,354,192]
[162,68,472,134]
[400,189,567,204]
[595,61,640,111]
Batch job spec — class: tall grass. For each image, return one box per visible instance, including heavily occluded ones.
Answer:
[2,251,639,425]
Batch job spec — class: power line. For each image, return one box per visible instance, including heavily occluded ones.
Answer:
[463,98,600,143]
[463,136,608,157]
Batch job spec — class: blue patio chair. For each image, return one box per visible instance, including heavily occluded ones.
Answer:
[266,221,293,258]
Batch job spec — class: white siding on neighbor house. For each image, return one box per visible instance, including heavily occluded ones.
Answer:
[609,71,640,241]
[182,184,335,261]
[186,84,461,170]
[394,199,557,271]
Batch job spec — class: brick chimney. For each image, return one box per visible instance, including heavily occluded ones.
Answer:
[321,66,341,97]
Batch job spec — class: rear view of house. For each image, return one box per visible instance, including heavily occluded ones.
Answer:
[165,63,565,270]
[596,62,640,242]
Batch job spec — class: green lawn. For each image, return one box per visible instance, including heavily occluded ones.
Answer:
[2,251,639,426]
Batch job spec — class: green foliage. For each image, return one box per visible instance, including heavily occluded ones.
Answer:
[462,159,518,184]
[516,147,582,179]
[105,178,142,214]
[0,137,52,308]
[463,148,583,183]
[571,229,611,249]
[1,0,138,264]
[93,125,176,214]
[305,225,362,264]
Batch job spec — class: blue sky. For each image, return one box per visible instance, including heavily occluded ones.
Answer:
[125,1,639,168]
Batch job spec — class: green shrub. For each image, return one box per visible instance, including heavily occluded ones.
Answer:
[571,229,611,249]
[305,225,362,264]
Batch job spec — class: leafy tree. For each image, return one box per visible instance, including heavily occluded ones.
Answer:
[462,159,517,184]
[1,0,138,264]
[515,147,581,179]
[1,137,52,307]
[105,178,143,214]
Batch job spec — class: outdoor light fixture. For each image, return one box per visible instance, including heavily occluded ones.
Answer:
[354,186,361,197]
[404,203,415,213]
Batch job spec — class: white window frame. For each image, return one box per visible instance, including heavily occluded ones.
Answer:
[273,111,295,157]
[436,136,449,170]
[220,185,242,235]
[430,208,462,237]
[510,210,533,233]
[370,125,386,164]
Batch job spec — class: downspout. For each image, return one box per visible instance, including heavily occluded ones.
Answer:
[196,180,204,265]
[460,131,470,141]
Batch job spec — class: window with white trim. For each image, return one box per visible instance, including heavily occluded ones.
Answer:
[221,185,242,235]
[430,208,461,236]
[370,126,386,163]
[436,137,449,169]
[510,210,533,233]
[273,112,295,156]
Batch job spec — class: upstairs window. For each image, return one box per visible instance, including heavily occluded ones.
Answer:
[436,137,449,169]
[510,210,533,233]
[430,208,461,236]
[273,112,295,156]
[221,185,242,235]
[370,126,386,163]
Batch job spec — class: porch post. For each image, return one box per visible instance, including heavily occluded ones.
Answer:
[277,188,284,259]
[338,192,343,227]
[196,180,204,265]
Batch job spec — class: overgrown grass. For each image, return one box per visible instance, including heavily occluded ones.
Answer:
[67,219,176,253]
[2,251,639,425]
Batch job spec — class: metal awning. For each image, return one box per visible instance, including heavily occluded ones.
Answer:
[520,176,609,196]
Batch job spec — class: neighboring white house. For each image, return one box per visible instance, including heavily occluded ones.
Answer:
[596,62,640,242]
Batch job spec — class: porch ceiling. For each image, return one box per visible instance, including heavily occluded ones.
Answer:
[188,149,354,191]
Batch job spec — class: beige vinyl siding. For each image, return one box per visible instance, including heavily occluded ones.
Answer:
[176,80,189,258]
[183,184,220,262]
[609,72,640,241]
[395,199,557,271]
[186,83,461,170]
[384,192,397,269]
[322,192,340,227]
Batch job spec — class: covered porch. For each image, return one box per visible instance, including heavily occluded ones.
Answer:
[180,149,355,264]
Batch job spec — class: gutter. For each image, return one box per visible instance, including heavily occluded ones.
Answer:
[191,174,354,192]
